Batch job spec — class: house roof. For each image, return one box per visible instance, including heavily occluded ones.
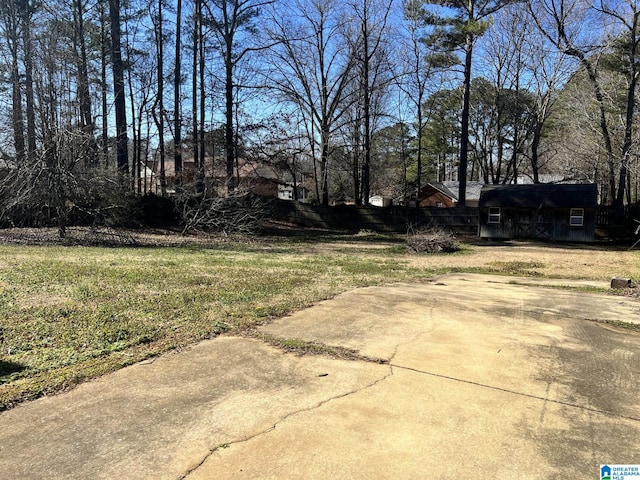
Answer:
[479,184,598,209]
[426,182,456,200]
[237,162,280,180]
[428,181,484,202]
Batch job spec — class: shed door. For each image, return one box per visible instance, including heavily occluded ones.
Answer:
[514,210,533,238]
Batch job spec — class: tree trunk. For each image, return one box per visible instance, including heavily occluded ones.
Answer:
[5,1,26,163]
[199,15,206,191]
[530,125,541,183]
[127,63,138,191]
[352,117,360,205]
[109,0,129,173]
[136,99,145,194]
[321,125,330,206]
[457,32,473,207]
[580,59,616,204]
[10,56,25,162]
[74,0,93,136]
[157,0,167,196]
[225,46,235,194]
[100,0,109,166]
[174,0,183,187]
[416,97,423,197]
[615,18,638,206]
[361,4,371,206]
[21,4,36,156]
[192,0,199,189]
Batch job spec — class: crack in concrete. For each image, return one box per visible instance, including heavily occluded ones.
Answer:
[388,327,433,365]
[178,327,444,478]
[183,319,639,479]
[179,364,394,479]
[390,363,640,423]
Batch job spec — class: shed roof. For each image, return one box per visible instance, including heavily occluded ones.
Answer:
[479,184,598,209]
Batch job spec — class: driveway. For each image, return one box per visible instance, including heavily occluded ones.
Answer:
[0,274,639,479]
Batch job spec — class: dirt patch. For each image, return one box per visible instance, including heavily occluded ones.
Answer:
[406,242,640,284]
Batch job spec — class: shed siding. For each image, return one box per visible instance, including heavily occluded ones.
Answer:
[479,207,596,242]
[478,184,598,243]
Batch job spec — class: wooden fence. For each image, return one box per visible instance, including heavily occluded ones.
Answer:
[595,204,640,240]
[271,200,640,240]
[595,205,640,226]
[271,200,479,234]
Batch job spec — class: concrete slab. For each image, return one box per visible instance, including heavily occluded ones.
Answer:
[0,337,387,479]
[0,274,639,479]
[189,368,639,479]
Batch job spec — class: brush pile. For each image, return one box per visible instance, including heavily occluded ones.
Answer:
[406,227,459,254]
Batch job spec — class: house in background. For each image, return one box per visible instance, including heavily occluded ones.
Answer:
[145,155,313,201]
[478,183,598,242]
[416,182,457,208]
[414,181,484,207]
[236,163,281,197]
[278,184,309,202]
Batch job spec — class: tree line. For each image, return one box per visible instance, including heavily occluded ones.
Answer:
[0,0,638,231]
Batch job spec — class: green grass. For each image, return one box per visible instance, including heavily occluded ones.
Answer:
[0,237,432,409]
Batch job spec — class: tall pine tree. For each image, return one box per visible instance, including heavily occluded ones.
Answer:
[418,0,518,205]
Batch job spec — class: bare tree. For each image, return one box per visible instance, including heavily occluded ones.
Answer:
[529,0,621,202]
[20,0,37,157]
[482,8,524,183]
[205,0,275,194]
[268,0,356,205]
[98,0,110,166]
[151,0,167,196]
[192,0,201,189]
[399,0,436,197]
[73,0,94,146]
[345,0,394,205]
[174,0,183,187]
[594,0,639,205]
[505,4,574,183]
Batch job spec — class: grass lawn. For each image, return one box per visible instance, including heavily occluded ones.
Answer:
[0,230,432,409]
[1,228,639,410]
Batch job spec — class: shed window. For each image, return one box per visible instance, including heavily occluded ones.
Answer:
[570,208,584,226]
[488,207,501,224]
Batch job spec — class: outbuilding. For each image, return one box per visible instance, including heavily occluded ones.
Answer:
[478,183,598,242]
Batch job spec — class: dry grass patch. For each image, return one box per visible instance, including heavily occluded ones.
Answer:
[404,242,640,281]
